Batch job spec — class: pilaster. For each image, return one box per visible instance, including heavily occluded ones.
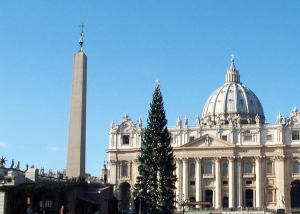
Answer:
[195,157,202,202]
[175,158,181,206]
[0,192,6,214]
[255,156,263,208]
[182,158,188,199]
[228,156,235,208]
[214,157,221,209]
[276,155,285,203]
[236,157,243,207]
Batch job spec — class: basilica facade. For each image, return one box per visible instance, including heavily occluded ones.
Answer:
[106,57,300,213]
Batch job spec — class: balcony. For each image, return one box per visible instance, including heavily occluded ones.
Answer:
[243,173,255,179]
[292,173,300,178]
[203,174,214,179]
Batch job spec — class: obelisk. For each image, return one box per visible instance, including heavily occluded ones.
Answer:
[66,23,87,179]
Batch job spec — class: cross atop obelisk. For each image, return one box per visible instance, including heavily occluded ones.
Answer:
[78,22,86,51]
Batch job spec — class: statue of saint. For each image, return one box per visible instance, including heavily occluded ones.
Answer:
[255,114,260,124]
[227,115,232,125]
[236,114,241,125]
[279,195,285,208]
[184,116,188,126]
[195,115,201,125]
[177,116,182,126]
[215,115,220,125]
[137,118,142,128]
[10,159,14,169]
[206,115,211,125]
[276,113,283,124]
[110,120,115,130]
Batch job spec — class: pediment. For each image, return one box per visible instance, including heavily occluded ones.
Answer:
[111,114,138,132]
[181,134,235,148]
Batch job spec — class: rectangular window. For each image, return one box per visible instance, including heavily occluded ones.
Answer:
[244,135,252,141]
[190,181,195,185]
[123,135,129,144]
[189,136,195,142]
[222,135,228,141]
[246,180,252,185]
[292,131,300,140]
[122,164,128,176]
[266,134,273,141]
[223,181,228,185]
[266,190,273,202]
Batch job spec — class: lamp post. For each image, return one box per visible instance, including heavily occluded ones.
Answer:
[131,178,146,214]
[176,194,190,214]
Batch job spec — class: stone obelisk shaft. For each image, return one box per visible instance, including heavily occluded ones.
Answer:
[66,50,87,178]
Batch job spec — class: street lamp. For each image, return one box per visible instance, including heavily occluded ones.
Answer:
[175,194,190,214]
[131,178,146,214]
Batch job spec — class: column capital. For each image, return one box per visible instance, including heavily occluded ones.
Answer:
[110,160,117,165]
[195,157,202,162]
[227,156,235,162]
[254,156,264,161]
[275,155,285,161]
[182,157,189,163]
[213,157,221,162]
[174,158,181,162]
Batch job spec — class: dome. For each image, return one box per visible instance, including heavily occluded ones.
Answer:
[201,56,265,125]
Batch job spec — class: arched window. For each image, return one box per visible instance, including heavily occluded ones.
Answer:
[294,161,300,173]
[245,161,252,173]
[223,163,228,175]
[122,163,128,176]
[206,162,212,174]
[190,163,195,177]
[266,162,272,174]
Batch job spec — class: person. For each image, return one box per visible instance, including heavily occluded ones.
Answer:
[26,205,33,214]
[59,205,64,214]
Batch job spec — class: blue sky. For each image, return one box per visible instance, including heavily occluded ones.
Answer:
[1,1,300,176]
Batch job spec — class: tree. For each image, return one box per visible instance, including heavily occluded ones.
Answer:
[134,81,176,214]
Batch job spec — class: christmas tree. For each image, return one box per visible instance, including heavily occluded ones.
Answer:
[133,80,176,214]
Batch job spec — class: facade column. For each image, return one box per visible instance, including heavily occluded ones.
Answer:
[255,156,262,208]
[134,159,139,182]
[0,192,7,214]
[228,156,235,208]
[109,160,118,196]
[214,157,221,209]
[196,157,202,202]
[236,157,242,207]
[175,158,181,209]
[182,158,188,200]
[253,190,256,207]
[276,156,285,207]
